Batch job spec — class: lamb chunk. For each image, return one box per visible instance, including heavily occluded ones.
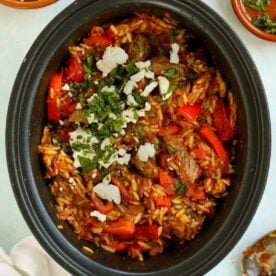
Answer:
[151,56,186,76]
[164,135,200,185]
[126,34,151,61]
[131,156,159,179]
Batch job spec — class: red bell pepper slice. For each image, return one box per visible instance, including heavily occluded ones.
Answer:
[105,27,116,38]
[191,148,207,160]
[159,170,174,187]
[85,35,113,48]
[47,72,63,124]
[65,58,85,82]
[163,182,177,196]
[59,130,70,143]
[134,223,159,240]
[111,175,133,201]
[186,184,206,200]
[154,195,171,208]
[128,244,144,253]
[213,99,234,141]
[177,103,202,121]
[106,219,135,236]
[158,154,168,169]
[61,97,77,116]
[158,124,180,136]
[92,195,113,215]
[106,241,127,252]
[199,125,229,168]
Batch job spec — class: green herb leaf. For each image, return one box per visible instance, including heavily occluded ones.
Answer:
[203,103,211,110]
[168,145,177,154]
[251,13,276,34]
[133,92,145,107]
[78,156,96,172]
[179,151,187,159]
[174,180,186,196]
[149,111,157,118]
[168,83,178,94]
[136,125,145,139]
[164,69,180,80]
[242,0,271,11]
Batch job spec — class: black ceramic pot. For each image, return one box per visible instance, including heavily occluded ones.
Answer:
[6,0,271,275]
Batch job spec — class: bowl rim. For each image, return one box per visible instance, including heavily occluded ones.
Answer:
[0,0,57,9]
[231,0,276,42]
[5,0,271,275]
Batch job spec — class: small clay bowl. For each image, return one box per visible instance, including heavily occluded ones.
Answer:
[231,0,276,41]
[0,0,57,9]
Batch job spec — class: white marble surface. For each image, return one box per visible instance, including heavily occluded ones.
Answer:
[0,0,275,275]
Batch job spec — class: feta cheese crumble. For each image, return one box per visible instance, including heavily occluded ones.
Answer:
[124,80,137,95]
[101,85,116,93]
[127,94,138,106]
[135,60,151,70]
[117,149,131,165]
[122,109,139,124]
[144,102,151,111]
[90,210,107,222]
[141,81,158,97]
[96,46,128,77]
[137,143,156,162]
[93,183,121,204]
[158,76,171,100]
[130,70,146,82]
[170,43,180,64]
[87,113,98,124]
[61,83,70,91]
[75,103,82,110]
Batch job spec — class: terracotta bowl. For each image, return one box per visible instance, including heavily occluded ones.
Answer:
[0,0,57,9]
[231,0,276,41]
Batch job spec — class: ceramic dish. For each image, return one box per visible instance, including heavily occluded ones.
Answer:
[231,0,276,41]
[6,0,271,275]
[0,0,57,9]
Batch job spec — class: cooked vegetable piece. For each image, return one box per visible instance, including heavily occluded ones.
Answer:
[213,99,234,141]
[199,125,229,168]
[47,72,63,124]
[106,219,135,236]
[177,103,202,122]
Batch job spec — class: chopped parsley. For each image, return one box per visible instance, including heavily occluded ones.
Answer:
[164,68,180,80]
[149,111,157,118]
[168,83,178,94]
[133,92,145,108]
[203,103,211,110]
[136,125,145,139]
[167,145,177,154]
[83,56,94,74]
[242,0,271,11]
[78,156,96,172]
[251,13,276,34]
[179,150,187,159]
[174,180,186,196]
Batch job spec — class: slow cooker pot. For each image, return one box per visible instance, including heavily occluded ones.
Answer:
[6,0,271,275]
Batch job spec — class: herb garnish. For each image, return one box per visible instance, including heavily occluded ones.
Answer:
[167,145,177,154]
[203,103,211,110]
[179,151,187,159]
[251,13,276,34]
[243,0,271,11]
[174,180,186,196]
[78,156,96,172]
[164,68,180,80]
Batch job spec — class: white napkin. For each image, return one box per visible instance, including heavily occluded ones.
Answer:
[0,236,71,276]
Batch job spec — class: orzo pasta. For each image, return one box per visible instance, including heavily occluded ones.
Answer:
[38,13,237,261]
